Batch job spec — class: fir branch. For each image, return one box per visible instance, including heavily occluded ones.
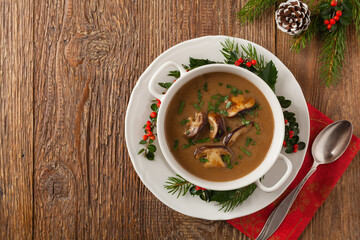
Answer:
[319,26,347,86]
[290,14,320,53]
[237,0,278,24]
[164,174,193,198]
[220,38,240,64]
[350,0,360,39]
[240,44,266,70]
[213,183,257,212]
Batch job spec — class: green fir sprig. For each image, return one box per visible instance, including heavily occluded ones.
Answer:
[237,0,360,86]
[237,0,278,24]
[319,26,346,86]
[164,175,257,212]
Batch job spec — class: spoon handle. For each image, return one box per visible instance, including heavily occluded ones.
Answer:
[256,164,318,240]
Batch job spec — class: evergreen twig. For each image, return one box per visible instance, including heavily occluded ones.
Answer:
[164,174,192,198]
[290,14,320,53]
[217,184,257,212]
[236,0,278,24]
[319,26,347,86]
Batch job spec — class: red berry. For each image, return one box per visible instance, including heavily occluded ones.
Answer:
[156,98,161,103]
[336,11,342,16]
[147,131,152,136]
[157,102,161,108]
[251,60,257,65]
[246,62,252,67]
[285,119,288,124]
[235,60,240,66]
[150,112,157,118]
[327,24,332,30]
[200,187,206,190]
[145,126,151,131]
[324,20,330,25]
[238,58,244,63]
[143,135,149,141]
[149,135,155,140]
[293,148,298,153]
[330,19,336,25]
[334,16,340,21]
[289,130,294,138]
[294,144,299,149]
[195,186,201,191]
[331,0,337,7]
[146,121,151,126]
[283,141,287,147]
[173,79,176,82]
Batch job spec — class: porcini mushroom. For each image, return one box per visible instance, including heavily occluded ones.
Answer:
[184,111,208,139]
[194,145,232,168]
[208,113,226,140]
[226,95,256,117]
[223,123,253,146]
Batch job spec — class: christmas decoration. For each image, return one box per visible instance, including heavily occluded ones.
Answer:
[275,0,311,35]
[237,0,360,86]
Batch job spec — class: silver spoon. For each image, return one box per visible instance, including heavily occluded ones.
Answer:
[256,120,353,240]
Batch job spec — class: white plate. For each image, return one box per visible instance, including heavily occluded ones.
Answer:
[125,36,310,220]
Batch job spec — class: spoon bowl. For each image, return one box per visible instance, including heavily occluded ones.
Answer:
[312,120,353,164]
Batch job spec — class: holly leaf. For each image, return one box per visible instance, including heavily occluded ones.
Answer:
[158,82,173,89]
[319,2,331,11]
[189,57,217,69]
[168,70,180,78]
[340,16,352,26]
[259,60,278,92]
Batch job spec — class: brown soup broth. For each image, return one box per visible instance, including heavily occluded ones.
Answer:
[165,72,274,182]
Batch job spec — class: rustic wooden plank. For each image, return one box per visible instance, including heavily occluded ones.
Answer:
[0,0,34,239]
[275,19,360,240]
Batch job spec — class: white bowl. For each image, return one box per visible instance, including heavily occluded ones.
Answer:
[148,62,292,191]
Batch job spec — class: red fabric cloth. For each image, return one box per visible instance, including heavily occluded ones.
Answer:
[227,103,360,240]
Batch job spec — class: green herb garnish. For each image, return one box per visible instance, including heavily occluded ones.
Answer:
[199,158,209,163]
[192,103,202,111]
[178,101,185,114]
[197,89,202,103]
[195,137,210,143]
[203,82,208,92]
[241,147,252,156]
[180,119,189,125]
[254,122,260,134]
[245,137,253,147]
[173,140,179,150]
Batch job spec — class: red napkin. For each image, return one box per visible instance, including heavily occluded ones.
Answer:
[227,103,360,240]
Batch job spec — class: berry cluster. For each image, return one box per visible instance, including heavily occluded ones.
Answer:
[324,8,343,30]
[142,99,160,141]
[234,57,257,68]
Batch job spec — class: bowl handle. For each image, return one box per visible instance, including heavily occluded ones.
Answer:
[255,153,293,192]
[148,61,187,101]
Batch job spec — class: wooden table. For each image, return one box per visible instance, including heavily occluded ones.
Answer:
[1,1,359,239]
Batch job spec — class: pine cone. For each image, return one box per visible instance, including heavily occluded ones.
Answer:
[275,0,311,36]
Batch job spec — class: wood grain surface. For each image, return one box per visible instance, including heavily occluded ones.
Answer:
[0,0,359,239]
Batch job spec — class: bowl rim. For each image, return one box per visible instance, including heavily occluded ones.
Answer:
[156,63,284,190]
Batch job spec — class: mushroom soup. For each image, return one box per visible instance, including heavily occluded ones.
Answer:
[165,72,274,182]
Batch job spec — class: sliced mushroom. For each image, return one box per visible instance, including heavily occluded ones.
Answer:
[226,95,256,117]
[184,111,208,139]
[194,145,232,168]
[208,113,226,140]
[223,123,253,146]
